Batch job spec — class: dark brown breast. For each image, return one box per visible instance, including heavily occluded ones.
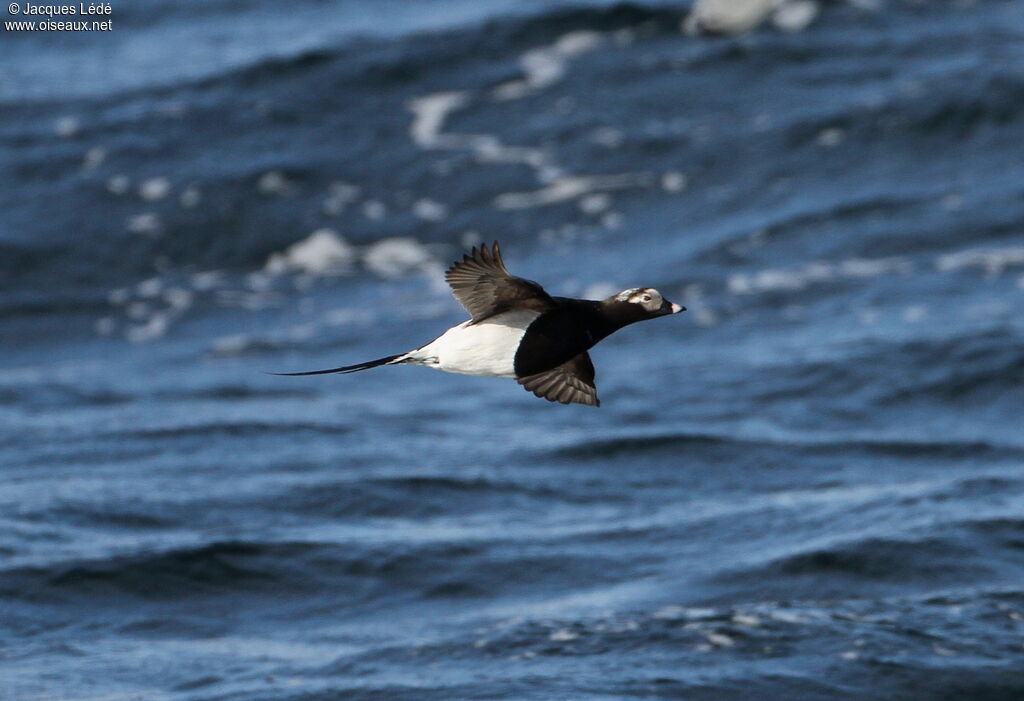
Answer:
[513,300,614,378]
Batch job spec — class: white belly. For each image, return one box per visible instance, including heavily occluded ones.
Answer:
[408,310,539,377]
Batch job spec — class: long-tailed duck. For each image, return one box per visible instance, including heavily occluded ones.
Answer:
[278,242,685,406]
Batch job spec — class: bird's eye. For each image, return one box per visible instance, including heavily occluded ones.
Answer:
[640,294,651,303]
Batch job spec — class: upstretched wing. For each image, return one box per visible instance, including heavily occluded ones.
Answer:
[517,352,600,407]
[445,241,554,322]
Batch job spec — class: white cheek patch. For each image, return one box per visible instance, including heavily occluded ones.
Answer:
[615,288,664,311]
[639,290,663,311]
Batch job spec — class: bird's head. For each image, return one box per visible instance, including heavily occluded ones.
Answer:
[603,287,685,324]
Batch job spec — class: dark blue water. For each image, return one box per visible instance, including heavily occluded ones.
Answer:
[3,1,1024,698]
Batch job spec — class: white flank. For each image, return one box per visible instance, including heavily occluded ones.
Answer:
[403,310,539,377]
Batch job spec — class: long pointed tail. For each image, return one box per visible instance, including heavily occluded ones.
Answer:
[272,354,406,376]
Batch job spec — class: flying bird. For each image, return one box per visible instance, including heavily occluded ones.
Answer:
[278,242,685,406]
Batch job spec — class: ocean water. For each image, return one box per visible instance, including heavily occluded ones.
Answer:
[3,1,1024,699]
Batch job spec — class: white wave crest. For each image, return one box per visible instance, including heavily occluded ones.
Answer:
[265,229,355,277]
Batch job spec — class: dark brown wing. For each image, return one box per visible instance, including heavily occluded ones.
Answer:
[517,352,600,407]
[445,241,554,322]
